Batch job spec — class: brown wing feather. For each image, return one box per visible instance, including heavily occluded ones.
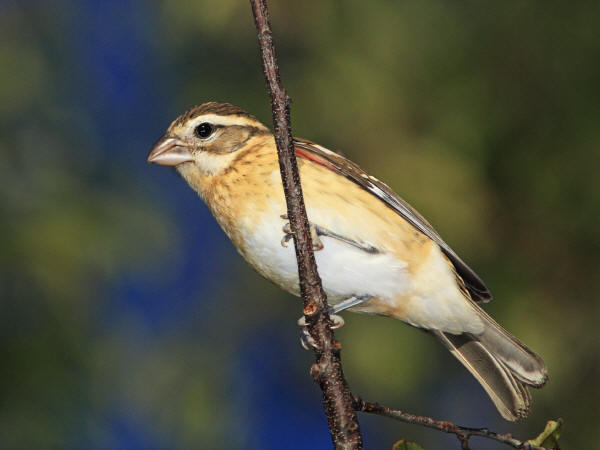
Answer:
[294,138,492,302]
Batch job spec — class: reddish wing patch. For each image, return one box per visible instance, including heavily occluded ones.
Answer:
[294,146,337,171]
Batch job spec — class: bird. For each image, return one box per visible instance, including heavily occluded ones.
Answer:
[147,101,548,421]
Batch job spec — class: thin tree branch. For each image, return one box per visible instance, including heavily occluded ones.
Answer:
[249,1,363,449]
[353,397,551,450]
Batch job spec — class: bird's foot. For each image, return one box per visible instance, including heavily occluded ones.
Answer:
[280,214,324,251]
[297,314,345,350]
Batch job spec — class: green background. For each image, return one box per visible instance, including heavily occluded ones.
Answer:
[1,1,598,448]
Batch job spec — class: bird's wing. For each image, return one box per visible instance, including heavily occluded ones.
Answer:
[294,138,492,302]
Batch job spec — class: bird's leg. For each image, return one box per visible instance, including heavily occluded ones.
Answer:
[313,225,380,254]
[281,215,380,255]
[280,214,323,251]
[330,295,371,315]
[297,295,371,350]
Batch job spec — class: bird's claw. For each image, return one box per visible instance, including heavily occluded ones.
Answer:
[280,214,324,251]
[297,314,345,351]
[329,314,345,329]
[281,222,294,247]
[300,328,316,350]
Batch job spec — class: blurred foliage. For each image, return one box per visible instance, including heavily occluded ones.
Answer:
[1,0,599,449]
[392,439,425,450]
[527,419,563,448]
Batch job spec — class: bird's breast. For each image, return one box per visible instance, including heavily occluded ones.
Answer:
[206,173,410,304]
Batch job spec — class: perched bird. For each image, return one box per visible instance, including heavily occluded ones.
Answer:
[148,102,547,421]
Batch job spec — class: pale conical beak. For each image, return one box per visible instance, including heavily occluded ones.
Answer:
[147,136,194,166]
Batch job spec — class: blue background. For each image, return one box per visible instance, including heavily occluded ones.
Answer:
[1,1,598,448]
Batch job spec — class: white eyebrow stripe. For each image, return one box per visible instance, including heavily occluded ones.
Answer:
[184,114,266,133]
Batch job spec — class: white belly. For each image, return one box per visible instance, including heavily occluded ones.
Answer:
[239,214,410,305]
[236,207,483,335]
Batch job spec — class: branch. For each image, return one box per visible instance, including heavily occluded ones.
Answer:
[249,1,363,449]
[353,397,557,450]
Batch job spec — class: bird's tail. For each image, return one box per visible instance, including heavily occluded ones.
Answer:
[431,304,548,421]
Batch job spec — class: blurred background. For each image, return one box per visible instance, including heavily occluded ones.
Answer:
[1,0,598,448]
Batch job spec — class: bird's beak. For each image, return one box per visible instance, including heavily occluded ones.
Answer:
[147,136,194,166]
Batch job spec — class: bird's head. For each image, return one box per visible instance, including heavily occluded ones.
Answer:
[147,102,271,178]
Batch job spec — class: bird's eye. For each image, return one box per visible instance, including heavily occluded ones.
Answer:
[194,122,214,139]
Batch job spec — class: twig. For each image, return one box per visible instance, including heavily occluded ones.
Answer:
[353,397,550,450]
[249,1,363,449]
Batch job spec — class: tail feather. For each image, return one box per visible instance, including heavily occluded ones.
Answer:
[432,305,547,421]
[474,306,547,386]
